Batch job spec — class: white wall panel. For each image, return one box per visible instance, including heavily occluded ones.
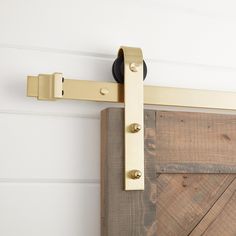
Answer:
[0,183,99,236]
[0,113,99,180]
[159,0,236,17]
[1,0,236,67]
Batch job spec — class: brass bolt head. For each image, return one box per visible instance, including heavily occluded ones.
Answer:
[129,123,141,133]
[100,88,109,95]
[129,170,142,179]
[129,62,138,72]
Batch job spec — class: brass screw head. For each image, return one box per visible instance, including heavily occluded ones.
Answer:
[129,170,142,179]
[129,62,138,72]
[100,88,109,95]
[129,123,141,133]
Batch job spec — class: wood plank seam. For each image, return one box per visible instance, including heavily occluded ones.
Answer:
[188,176,236,235]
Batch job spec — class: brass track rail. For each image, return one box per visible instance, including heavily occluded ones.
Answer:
[28,74,236,110]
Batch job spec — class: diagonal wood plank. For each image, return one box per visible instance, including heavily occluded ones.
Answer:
[190,177,236,236]
[153,174,235,236]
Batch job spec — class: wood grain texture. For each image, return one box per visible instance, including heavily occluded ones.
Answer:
[156,111,236,173]
[190,178,236,236]
[101,108,236,236]
[153,174,235,236]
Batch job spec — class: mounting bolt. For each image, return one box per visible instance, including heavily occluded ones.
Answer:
[100,88,109,95]
[129,170,142,180]
[129,62,138,72]
[129,123,141,133]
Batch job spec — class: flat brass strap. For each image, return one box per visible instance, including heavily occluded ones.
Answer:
[120,46,144,190]
[28,76,236,110]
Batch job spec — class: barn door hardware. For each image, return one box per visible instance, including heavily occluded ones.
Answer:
[115,47,145,190]
[27,46,146,190]
[27,46,236,190]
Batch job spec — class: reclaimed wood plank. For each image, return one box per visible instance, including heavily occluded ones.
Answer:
[101,108,154,236]
[156,111,236,173]
[154,174,235,236]
[190,178,236,236]
[101,108,236,236]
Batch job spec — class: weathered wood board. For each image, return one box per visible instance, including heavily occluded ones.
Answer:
[101,108,236,236]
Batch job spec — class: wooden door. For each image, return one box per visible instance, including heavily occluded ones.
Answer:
[101,108,236,236]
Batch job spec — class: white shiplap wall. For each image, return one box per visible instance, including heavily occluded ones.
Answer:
[1,1,236,235]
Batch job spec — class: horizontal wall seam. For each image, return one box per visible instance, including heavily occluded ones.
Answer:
[0,109,100,119]
[1,43,236,71]
[3,107,236,117]
[0,178,100,184]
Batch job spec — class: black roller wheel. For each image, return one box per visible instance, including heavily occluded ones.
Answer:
[112,55,147,83]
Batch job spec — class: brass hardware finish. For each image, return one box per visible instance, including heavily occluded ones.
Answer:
[129,170,142,179]
[27,76,236,110]
[27,73,63,100]
[100,88,109,95]
[129,123,142,133]
[129,62,138,72]
[119,46,144,190]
